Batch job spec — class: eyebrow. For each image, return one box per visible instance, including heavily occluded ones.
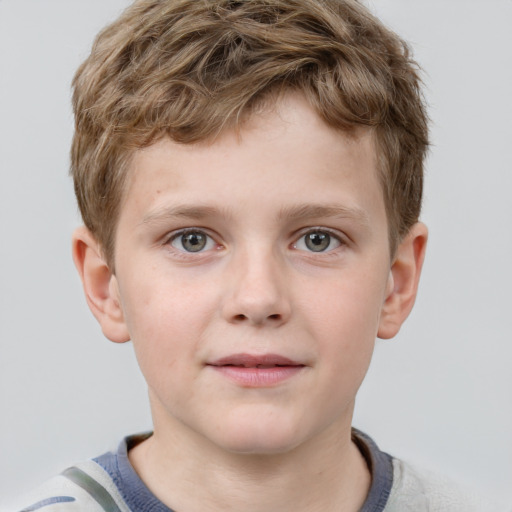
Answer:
[142,203,370,227]
[142,205,230,225]
[278,204,371,227]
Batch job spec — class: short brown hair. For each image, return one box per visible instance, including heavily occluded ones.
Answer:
[71,0,428,266]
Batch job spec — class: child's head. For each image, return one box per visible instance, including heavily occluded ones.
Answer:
[71,0,428,267]
[71,0,429,457]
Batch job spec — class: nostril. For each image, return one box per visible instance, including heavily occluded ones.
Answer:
[231,313,282,323]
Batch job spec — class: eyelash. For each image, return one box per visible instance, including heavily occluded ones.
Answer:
[166,228,219,254]
[165,227,346,256]
[292,228,345,254]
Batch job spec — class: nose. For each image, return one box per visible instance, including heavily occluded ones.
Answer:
[221,247,291,327]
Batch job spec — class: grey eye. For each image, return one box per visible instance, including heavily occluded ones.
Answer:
[171,231,214,252]
[294,230,341,253]
[305,232,331,252]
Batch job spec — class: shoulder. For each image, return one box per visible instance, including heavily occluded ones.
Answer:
[4,460,130,512]
[385,458,509,512]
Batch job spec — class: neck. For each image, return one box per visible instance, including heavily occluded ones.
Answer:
[129,408,371,512]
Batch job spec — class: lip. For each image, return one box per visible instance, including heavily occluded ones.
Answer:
[209,353,302,367]
[207,353,306,387]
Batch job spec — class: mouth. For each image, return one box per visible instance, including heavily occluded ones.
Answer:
[207,353,306,387]
[208,353,304,368]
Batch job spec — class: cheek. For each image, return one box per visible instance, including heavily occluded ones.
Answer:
[302,272,386,343]
[118,271,218,377]
[300,270,387,384]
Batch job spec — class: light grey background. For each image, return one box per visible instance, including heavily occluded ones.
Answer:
[1,0,511,507]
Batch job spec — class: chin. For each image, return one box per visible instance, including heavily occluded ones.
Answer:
[222,437,301,456]
[210,416,307,456]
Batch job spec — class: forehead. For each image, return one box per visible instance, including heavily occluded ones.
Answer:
[121,94,384,230]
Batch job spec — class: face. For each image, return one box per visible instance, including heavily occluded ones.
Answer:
[111,94,394,455]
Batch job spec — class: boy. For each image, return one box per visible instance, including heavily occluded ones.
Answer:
[11,0,506,511]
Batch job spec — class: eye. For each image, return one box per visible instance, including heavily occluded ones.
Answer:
[294,230,341,253]
[170,230,216,253]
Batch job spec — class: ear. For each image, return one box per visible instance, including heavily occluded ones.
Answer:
[72,226,130,343]
[378,222,428,339]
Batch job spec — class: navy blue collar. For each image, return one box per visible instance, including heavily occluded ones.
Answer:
[94,429,393,512]
[352,429,394,511]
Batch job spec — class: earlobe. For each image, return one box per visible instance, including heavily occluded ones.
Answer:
[72,226,130,343]
[377,222,428,340]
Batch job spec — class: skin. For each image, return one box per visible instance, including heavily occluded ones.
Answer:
[73,93,427,512]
